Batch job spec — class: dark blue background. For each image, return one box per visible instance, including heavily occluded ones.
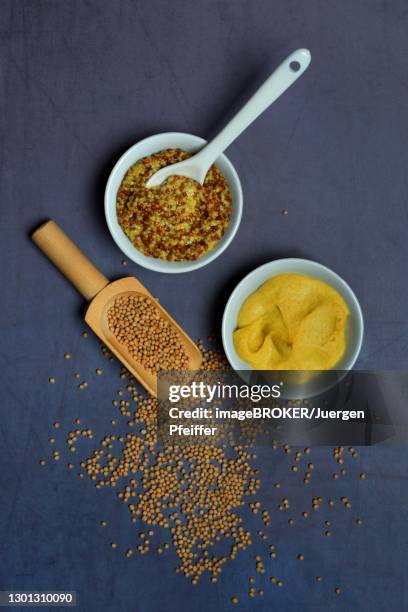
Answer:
[1,1,408,610]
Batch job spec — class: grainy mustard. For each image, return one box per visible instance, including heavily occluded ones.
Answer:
[116,149,232,261]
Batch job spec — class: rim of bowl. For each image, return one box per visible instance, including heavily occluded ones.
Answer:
[222,258,364,372]
[104,132,243,273]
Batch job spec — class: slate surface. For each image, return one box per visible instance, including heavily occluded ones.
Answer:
[1,1,408,610]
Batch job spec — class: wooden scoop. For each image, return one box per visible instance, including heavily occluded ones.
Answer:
[32,220,202,396]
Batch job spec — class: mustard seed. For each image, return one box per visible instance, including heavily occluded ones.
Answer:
[49,377,56,384]
[107,295,189,374]
[50,344,264,583]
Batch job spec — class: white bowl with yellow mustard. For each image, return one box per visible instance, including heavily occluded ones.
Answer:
[222,259,364,376]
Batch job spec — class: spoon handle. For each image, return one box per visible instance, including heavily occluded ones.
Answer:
[196,48,311,171]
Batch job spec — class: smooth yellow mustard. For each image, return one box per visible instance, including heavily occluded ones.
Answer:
[233,273,349,370]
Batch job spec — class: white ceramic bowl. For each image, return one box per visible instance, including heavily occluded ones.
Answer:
[104,132,243,273]
[222,258,364,373]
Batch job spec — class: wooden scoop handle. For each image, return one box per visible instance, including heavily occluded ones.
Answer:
[32,220,109,301]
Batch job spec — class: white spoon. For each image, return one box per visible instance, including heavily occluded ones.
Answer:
[146,48,311,188]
